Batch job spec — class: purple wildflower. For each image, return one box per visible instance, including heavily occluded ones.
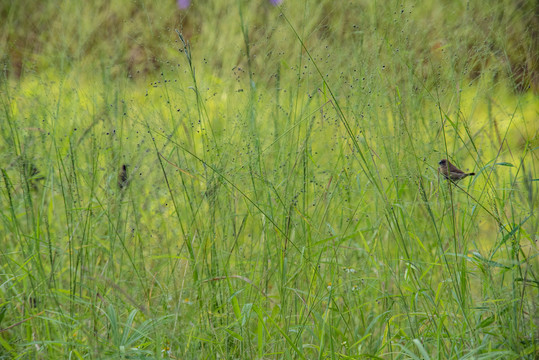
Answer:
[177,0,190,9]
[177,0,281,10]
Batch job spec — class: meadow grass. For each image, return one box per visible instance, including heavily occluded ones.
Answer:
[0,0,538,359]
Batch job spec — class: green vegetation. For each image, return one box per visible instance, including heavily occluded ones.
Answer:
[1,0,538,358]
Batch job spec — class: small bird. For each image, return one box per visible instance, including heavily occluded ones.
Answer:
[438,159,475,182]
[22,161,45,190]
[118,164,129,189]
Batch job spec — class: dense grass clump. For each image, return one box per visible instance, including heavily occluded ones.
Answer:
[0,0,538,359]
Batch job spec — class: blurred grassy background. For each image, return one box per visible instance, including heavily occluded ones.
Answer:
[0,0,538,359]
[2,0,537,90]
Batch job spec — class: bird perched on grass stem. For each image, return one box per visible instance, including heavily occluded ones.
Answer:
[22,161,45,190]
[438,159,475,182]
[118,164,129,189]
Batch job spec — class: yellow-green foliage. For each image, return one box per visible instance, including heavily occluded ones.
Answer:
[0,1,538,359]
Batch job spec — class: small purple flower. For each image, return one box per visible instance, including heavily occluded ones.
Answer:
[177,0,190,9]
[177,0,281,10]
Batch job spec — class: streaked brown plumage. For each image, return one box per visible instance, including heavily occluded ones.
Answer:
[118,164,129,189]
[438,159,475,182]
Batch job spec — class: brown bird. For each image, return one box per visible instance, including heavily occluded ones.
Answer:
[438,159,475,182]
[118,164,129,189]
[22,161,45,190]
